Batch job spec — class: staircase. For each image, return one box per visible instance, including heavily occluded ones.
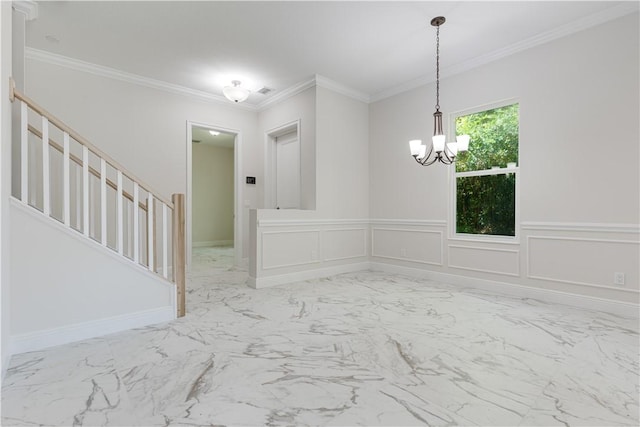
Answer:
[8,78,186,353]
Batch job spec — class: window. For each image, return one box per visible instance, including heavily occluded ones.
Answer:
[453,103,519,237]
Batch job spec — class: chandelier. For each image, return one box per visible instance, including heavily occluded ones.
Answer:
[409,16,469,166]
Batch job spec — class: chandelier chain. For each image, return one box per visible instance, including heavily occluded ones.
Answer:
[435,24,440,111]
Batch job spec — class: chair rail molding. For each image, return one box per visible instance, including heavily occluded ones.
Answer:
[521,221,640,234]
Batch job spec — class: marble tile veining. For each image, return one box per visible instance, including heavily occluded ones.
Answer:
[2,246,639,426]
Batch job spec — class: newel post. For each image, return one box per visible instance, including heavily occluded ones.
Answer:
[172,193,186,317]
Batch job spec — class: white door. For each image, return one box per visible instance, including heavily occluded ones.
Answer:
[275,131,300,209]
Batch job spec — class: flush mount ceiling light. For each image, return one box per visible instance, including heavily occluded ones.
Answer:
[409,16,470,166]
[209,130,220,136]
[222,80,250,103]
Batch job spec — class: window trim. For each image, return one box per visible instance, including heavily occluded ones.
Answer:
[448,98,520,243]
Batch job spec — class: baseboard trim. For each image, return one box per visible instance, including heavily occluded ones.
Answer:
[248,259,639,318]
[193,240,233,248]
[370,262,639,319]
[249,262,371,289]
[10,306,175,355]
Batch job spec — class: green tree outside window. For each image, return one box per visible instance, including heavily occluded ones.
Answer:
[454,104,519,236]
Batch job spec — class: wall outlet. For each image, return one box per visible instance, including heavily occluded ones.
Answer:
[614,272,625,286]
[400,248,407,257]
[311,250,318,260]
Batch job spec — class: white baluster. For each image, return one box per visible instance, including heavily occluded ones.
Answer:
[117,171,123,255]
[162,203,168,279]
[100,158,107,246]
[41,117,50,216]
[82,146,89,237]
[75,167,82,229]
[20,101,28,203]
[148,193,154,272]
[63,132,70,226]
[126,199,132,256]
[133,182,139,263]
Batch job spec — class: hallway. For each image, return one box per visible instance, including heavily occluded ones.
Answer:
[1,247,638,426]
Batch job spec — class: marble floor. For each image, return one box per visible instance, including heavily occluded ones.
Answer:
[2,246,639,426]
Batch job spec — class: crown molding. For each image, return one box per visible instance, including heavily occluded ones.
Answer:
[25,46,333,113]
[25,47,323,113]
[370,74,431,104]
[255,77,317,112]
[13,1,38,20]
[315,74,370,103]
[25,47,257,111]
[255,74,370,112]
[370,2,639,103]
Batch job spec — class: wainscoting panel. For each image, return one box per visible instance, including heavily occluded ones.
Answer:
[252,216,369,287]
[323,228,367,261]
[371,228,443,265]
[251,215,639,305]
[527,236,640,291]
[449,245,520,277]
[261,230,320,270]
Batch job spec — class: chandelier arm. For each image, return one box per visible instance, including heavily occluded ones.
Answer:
[421,152,440,166]
[441,151,455,165]
[420,144,434,165]
[442,150,454,163]
[413,152,433,166]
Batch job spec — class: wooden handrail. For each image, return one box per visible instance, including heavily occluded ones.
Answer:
[28,124,148,212]
[10,82,173,208]
[172,193,186,317]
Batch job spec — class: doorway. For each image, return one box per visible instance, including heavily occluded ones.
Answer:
[265,120,301,209]
[186,122,242,269]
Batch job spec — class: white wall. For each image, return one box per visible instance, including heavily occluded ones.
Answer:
[257,87,316,211]
[1,1,13,377]
[9,200,175,352]
[192,143,234,246]
[316,86,370,219]
[24,59,260,260]
[256,86,371,219]
[369,13,639,303]
[250,86,370,286]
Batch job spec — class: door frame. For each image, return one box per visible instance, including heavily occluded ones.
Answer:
[186,121,243,268]
[264,119,300,209]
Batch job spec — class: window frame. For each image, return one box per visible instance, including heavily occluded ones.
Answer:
[448,98,520,243]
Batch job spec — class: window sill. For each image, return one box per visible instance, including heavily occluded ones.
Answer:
[449,234,520,245]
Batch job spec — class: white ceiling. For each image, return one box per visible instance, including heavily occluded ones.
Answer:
[25,1,638,107]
